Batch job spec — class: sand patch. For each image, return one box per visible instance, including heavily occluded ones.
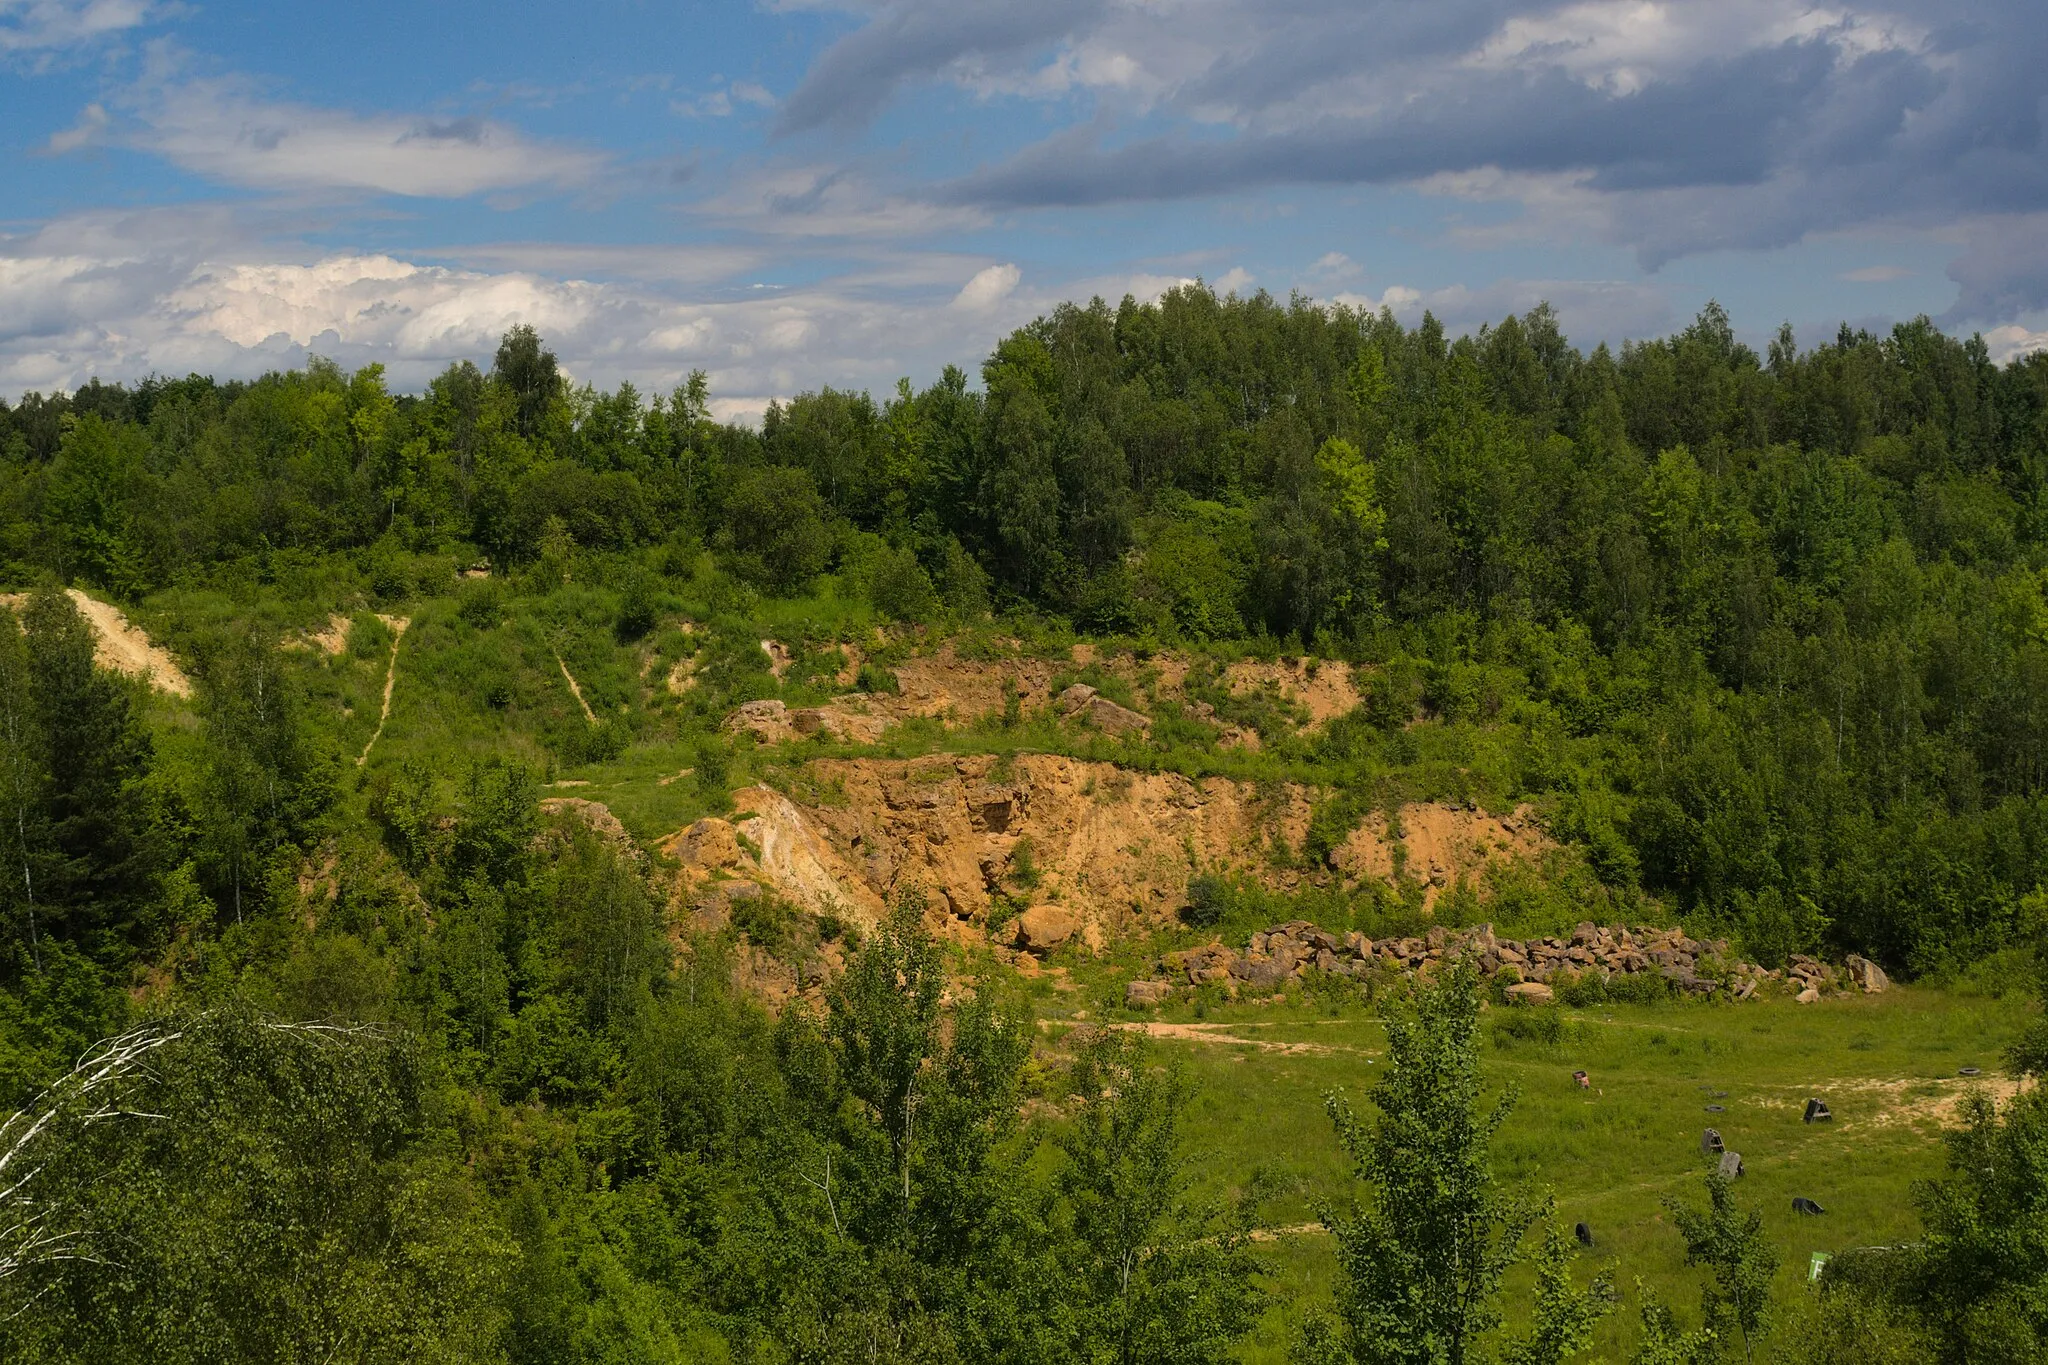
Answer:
[1224,657,1361,727]
[2,590,196,697]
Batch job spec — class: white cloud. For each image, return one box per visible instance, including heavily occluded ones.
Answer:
[46,100,108,152]
[695,163,988,237]
[1469,1,1923,97]
[1214,266,1255,296]
[0,0,160,54]
[92,59,602,198]
[0,212,1044,417]
[1330,276,1675,341]
[951,262,1020,310]
[1985,323,2048,365]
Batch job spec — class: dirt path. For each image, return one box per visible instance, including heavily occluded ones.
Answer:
[355,616,410,767]
[1106,1020,1370,1057]
[556,652,598,725]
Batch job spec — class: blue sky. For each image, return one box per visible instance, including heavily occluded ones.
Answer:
[3,0,2045,414]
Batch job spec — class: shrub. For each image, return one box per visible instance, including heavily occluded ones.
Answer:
[867,543,938,621]
[1184,873,1233,930]
[615,573,659,641]
[457,578,504,630]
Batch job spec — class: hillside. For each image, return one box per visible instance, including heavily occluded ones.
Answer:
[3,298,2048,1361]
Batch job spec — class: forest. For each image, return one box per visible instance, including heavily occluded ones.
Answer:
[2,289,2047,1361]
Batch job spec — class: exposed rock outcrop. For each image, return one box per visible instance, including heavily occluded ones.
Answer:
[1121,919,1843,1005]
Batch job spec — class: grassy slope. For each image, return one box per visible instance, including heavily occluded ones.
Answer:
[1027,985,2023,1361]
[117,571,2035,1360]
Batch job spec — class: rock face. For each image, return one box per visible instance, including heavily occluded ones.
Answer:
[668,754,1318,946]
[1015,904,1080,952]
[1121,918,1869,1005]
[663,754,1562,949]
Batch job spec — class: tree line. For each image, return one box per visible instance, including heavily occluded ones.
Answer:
[6,298,2048,973]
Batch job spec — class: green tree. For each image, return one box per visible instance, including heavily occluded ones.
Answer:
[1314,959,1534,1364]
[18,588,160,956]
[1060,1029,1265,1364]
[1502,1220,1616,1365]
[196,631,334,922]
[1902,1086,2048,1360]
[1666,1172,1777,1363]
[717,465,833,594]
[2,1010,513,1365]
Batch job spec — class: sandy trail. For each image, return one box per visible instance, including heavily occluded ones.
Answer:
[355,616,410,766]
[1105,1020,1372,1057]
[0,590,195,696]
[556,652,598,725]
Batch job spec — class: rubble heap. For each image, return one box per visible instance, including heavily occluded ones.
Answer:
[1124,920,1892,1007]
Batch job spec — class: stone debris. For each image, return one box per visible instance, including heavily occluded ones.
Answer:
[1055,683,1153,737]
[1792,1197,1826,1216]
[1014,904,1081,952]
[1804,1098,1833,1124]
[1119,919,1877,1006]
[1702,1128,1724,1156]
[1572,1070,1590,1089]
[1718,1151,1745,1179]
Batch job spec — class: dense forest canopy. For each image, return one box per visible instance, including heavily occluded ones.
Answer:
[4,290,2048,1361]
[6,293,2048,980]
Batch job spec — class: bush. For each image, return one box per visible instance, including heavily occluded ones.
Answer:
[695,737,732,809]
[456,578,504,630]
[867,543,938,621]
[615,573,659,641]
[1489,1004,1564,1047]
[855,662,900,695]
[1605,969,1674,1006]
[717,466,832,595]
[1184,873,1233,929]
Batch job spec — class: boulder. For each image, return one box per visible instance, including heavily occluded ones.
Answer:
[1015,904,1080,952]
[1796,986,1820,1004]
[1125,980,1173,1007]
[723,698,793,743]
[1505,982,1555,1005]
[1844,954,1889,993]
[1077,695,1152,736]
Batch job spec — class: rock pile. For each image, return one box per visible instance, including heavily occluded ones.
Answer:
[1127,920,1888,1005]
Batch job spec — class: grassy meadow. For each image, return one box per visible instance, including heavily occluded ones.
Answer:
[1020,982,2027,1360]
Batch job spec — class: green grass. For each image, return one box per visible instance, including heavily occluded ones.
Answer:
[1030,985,2026,1361]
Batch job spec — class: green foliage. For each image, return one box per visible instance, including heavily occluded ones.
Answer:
[1059,1029,1265,1363]
[1666,1172,1778,1362]
[1898,1085,2048,1360]
[1502,1220,1617,1365]
[1184,872,1233,929]
[1,1009,513,1363]
[1316,959,1535,1363]
[1628,1283,1719,1365]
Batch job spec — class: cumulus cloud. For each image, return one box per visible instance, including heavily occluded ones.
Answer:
[0,0,161,55]
[950,262,1018,310]
[777,0,2048,324]
[1984,324,2048,365]
[66,55,603,198]
[1330,276,1677,342]
[0,211,1048,414]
